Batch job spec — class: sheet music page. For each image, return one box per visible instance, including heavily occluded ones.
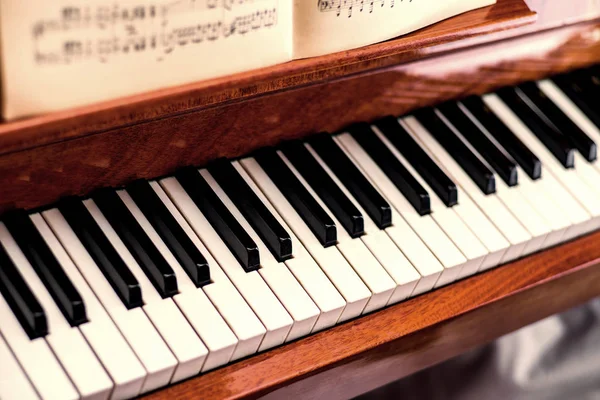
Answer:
[292,0,496,59]
[0,0,292,119]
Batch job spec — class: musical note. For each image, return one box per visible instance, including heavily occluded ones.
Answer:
[317,0,397,17]
[31,0,279,65]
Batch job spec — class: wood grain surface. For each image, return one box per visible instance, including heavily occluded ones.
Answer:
[142,229,600,400]
[1,19,599,214]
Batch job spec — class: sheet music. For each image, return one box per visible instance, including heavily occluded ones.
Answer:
[0,0,496,119]
[0,0,292,118]
[31,0,279,65]
[293,0,496,58]
[317,0,395,18]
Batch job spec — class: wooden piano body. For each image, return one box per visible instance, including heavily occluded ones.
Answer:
[1,0,600,398]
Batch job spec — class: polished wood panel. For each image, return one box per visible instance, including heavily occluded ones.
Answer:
[0,0,535,153]
[1,19,599,214]
[143,230,600,400]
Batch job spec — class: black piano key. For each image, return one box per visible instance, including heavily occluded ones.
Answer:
[412,108,496,195]
[176,168,260,272]
[583,67,600,101]
[519,82,597,162]
[254,148,337,247]
[587,66,600,92]
[92,189,178,298]
[438,102,518,187]
[3,211,87,326]
[127,180,211,287]
[553,72,600,130]
[281,141,364,238]
[461,96,542,180]
[0,243,47,339]
[308,133,392,229]
[374,116,458,207]
[347,123,431,215]
[586,66,600,102]
[496,87,575,169]
[588,65,600,81]
[570,66,600,96]
[58,197,143,309]
[208,159,292,262]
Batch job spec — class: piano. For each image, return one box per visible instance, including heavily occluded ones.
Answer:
[1,1,600,399]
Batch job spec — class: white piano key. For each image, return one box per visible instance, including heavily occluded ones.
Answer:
[233,161,346,331]
[333,136,444,294]
[42,208,176,394]
[160,177,292,352]
[537,79,600,238]
[33,213,146,400]
[0,280,77,400]
[448,188,509,273]
[372,125,489,278]
[383,222,444,294]
[170,290,236,371]
[359,230,420,301]
[483,93,600,236]
[531,168,591,242]
[538,79,600,165]
[278,151,395,313]
[85,198,207,383]
[201,169,320,341]
[569,151,600,234]
[403,115,532,263]
[488,80,600,241]
[433,109,552,256]
[456,98,572,248]
[493,177,550,255]
[282,256,344,331]
[539,79,600,187]
[305,144,421,303]
[336,132,467,288]
[571,152,600,198]
[239,157,370,322]
[0,333,39,400]
[509,167,570,248]
[392,117,511,272]
[119,188,238,372]
[150,181,266,361]
[0,223,113,400]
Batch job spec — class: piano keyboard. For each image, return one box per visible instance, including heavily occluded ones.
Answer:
[2,65,600,400]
